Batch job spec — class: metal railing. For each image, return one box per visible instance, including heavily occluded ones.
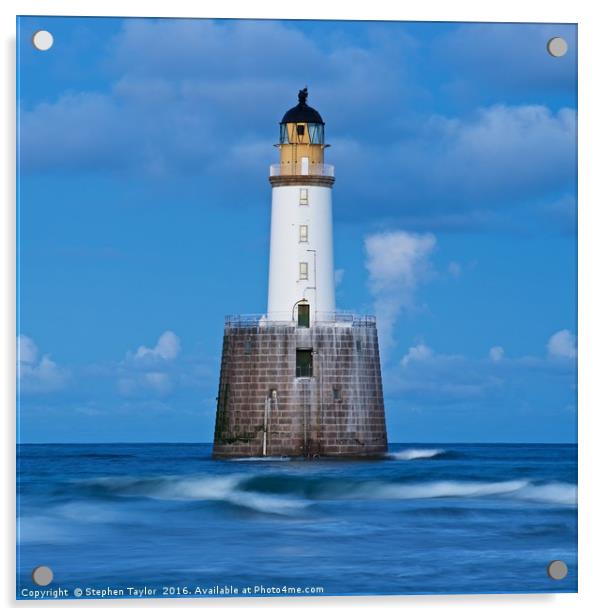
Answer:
[224,312,376,328]
[269,163,335,178]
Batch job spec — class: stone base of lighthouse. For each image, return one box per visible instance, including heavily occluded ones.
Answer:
[212,317,388,458]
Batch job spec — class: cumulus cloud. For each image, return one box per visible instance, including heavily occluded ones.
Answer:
[18,20,576,235]
[365,230,436,352]
[19,19,413,178]
[401,344,433,367]
[390,335,575,413]
[17,335,69,393]
[547,329,577,359]
[489,346,505,362]
[392,342,500,401]
[115,331,183,397]
[134,331,181,361]
[336,104,576,232]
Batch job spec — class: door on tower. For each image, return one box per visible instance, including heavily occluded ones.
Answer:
[301,156,309,175]
[298,303,310,328]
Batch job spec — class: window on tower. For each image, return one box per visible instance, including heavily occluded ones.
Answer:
[299,225,308,243]
[296,349,313,378]
[299,188,309,205]
[299,262,309,280]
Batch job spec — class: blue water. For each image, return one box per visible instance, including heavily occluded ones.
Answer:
[17,443,577,599]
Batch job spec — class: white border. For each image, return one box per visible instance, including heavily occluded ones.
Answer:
[2,1,600,614]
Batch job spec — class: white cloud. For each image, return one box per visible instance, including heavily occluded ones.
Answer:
[365,230,436,352]
[391,342,501,401]
[17,20,575,237]
[547,329,577,359]
[17,335,68,393]
[134,331,181,361]
[144,372,171,394]
[118,331,182,397]
[489,346,505,362]
[20,19,416,177]
[401,344,433,367]
[19,335,39,364]
[334,103,575,233]
[118,371,172,397]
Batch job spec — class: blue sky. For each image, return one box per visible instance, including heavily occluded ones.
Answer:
[17,17,577,443]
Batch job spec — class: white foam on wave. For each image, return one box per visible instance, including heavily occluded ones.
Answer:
[99,474,309,516]
[513,482,577,506]
[351,479,577,506]
[363,479,529,500]
[389,448,445,461]
[155,475,309,515]
[82,473,577,512]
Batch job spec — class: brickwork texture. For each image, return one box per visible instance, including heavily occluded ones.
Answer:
[212,322,388,458]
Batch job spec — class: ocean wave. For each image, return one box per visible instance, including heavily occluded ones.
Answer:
[351,479,576,506]
[81,475,309,516]
[513,482,577,506]
[388,448,446,461]
[364,479,529,500]
[79,473,576,510]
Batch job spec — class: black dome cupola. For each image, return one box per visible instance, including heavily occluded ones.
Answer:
[280,87,324,125]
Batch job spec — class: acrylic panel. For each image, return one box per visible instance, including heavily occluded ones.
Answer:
[16,16,577,600]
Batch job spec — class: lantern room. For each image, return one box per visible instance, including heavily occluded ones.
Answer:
[276,88,329,176]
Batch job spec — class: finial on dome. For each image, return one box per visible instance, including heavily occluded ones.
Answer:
[280,88,324,125]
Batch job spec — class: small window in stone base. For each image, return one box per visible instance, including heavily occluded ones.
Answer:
[296,349,313,378]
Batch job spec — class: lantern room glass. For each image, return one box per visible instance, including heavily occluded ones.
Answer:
[279,123,324,145]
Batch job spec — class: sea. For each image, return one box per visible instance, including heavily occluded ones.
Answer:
[17,443,577,599]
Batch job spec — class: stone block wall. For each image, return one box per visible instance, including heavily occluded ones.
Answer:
[212,321,388,458]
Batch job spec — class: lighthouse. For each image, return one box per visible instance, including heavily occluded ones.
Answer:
[213,89,388,458]
[267,87,335,323]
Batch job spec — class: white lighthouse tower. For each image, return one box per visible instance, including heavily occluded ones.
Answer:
[267,88,336,325]
[213,88,388,459]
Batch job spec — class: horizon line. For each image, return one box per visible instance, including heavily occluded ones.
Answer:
[16,441,578,446]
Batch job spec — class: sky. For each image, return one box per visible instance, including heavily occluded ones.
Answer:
[16,17,577,443]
